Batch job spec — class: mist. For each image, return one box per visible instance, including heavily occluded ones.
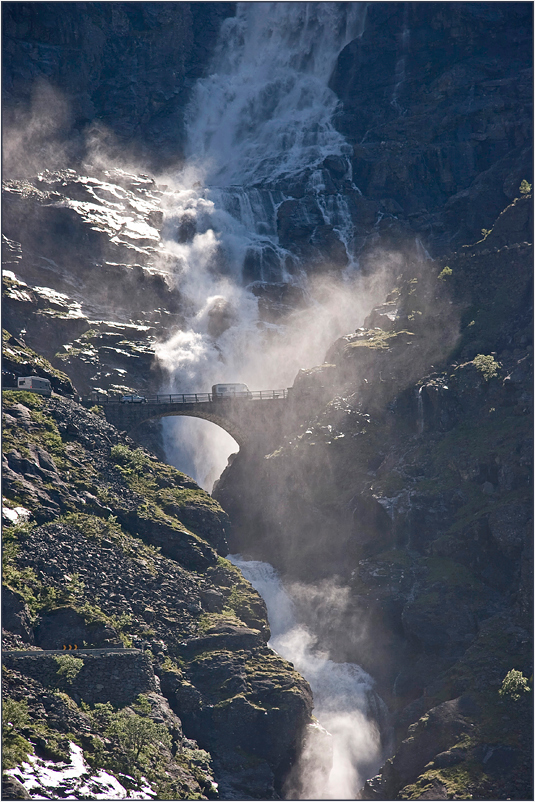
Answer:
[229,556,387,799]
[153,195,390,488]
[2,80,76,180]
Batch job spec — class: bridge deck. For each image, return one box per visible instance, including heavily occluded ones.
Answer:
[89,389,288,405]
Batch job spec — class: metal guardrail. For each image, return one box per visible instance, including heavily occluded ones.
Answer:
[88,389,289,405]
[2,648,140,656]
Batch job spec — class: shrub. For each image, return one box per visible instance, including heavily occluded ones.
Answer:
[82,701,115,730]
[111,444,149,475]
[2,698,30,732]
[105,695,172,768]
[499,669,531,701]
[2,698,33,771]
[438,265,453,280]
[519,179,532,195]
[53,654,84,685]
[472,354,500,380]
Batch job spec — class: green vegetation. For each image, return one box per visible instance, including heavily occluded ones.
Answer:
[399,760,488,800]
[111,443,152,478]
[519,179,532,195]
[80,694,209,796]
[346,329,415,351]
[438,265,453,279]
[106,695,172,765]
[109,443,226,549]
[2,698,33,771]
[61,512,124,542]
[472,354,500,380]
[499,669,531,702]
[53,655,84,685]
[79,329,98,340]
[423,556,482,590]
[2,329,72,385]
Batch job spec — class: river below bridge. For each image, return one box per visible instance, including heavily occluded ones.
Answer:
[228,555,389,799]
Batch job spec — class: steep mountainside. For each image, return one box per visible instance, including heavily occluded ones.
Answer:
[330,2,532,251]
[2,3,533,800]
[215,193,533,800]
[2,2,235,170]
[2,341,313,800]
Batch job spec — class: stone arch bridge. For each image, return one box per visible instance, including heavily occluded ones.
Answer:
[96,389,292,452]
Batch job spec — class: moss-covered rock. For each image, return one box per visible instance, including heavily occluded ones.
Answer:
[2,362,313,798]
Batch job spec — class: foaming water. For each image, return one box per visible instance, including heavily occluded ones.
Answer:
[186,3,365,187]
[228,555,386,799]
[154,4,378,486]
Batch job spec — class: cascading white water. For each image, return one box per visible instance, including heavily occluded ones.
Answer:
[155,2,377,487]
[228,555,386,799]
[186,3,365,187]
[391,5,410,115]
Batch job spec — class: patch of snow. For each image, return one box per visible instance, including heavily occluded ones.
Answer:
[2,505,31,524]
[6,742,156,800]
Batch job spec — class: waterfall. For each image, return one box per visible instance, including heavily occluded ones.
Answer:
[186,3,365,189]
[228,555,387,799]
[163,1,367,285]
[391,6,410,115]
[417,385,424,434]
[155,2,375,486]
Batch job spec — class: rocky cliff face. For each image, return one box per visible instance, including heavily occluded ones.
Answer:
[215,193,533,800]
[2,3,235,171]
[330,1,532,251]
[2,3,533,800]
[1,345,313,800]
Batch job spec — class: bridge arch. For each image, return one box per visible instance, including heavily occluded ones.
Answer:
[123,406,248,448]
[99,391,291,454]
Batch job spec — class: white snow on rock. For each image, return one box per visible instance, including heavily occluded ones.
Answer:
[6,742,156,800]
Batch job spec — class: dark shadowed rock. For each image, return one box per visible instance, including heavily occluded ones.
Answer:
[2,775,31,800]
[2,588,34,645]
[35,607,119,650]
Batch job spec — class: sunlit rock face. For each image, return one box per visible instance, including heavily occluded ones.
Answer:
[1,169,179,401]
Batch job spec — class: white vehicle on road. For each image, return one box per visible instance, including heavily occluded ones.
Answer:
[17,376,52,396]
[120,394,146,404]
[211,383,252,398]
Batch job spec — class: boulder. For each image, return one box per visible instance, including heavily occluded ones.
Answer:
[2,775,31,800]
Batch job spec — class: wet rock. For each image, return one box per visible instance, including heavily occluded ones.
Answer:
[487,503,531,559]
[368,697,472,798]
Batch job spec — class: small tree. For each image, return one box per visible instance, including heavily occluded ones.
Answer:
[53,654,84,685]
[2,698,29,732]
[105,695,171,770]
[499,669,531,702]
[473,354,500,380]
[86,701,115,730]
[519,179,532,195]
[2,698,33,771]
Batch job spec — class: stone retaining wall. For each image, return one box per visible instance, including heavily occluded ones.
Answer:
[3,650,158,707]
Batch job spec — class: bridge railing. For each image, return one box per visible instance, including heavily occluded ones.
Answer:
[89,389,289,405]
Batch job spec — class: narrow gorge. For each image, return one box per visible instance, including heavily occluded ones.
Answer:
[2,3,533,801]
